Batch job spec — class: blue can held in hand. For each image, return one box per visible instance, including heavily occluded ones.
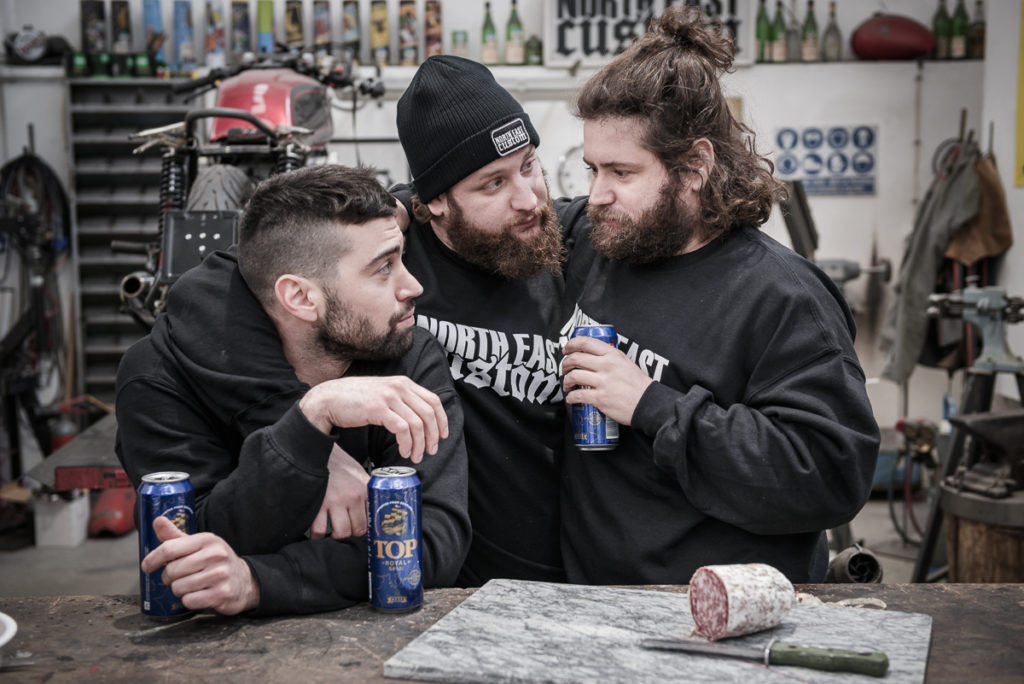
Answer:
[368,466,423,612]
[570,325,619,451]
[138,471,195,619]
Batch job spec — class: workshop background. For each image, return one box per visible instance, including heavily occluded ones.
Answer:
[0,0,1021,593]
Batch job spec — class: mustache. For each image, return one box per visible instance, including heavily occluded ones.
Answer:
[587,205,626,226]
[503,205,548,232]
[389,302,416,327]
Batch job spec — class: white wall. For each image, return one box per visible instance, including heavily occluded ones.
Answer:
[2,0,1020,431]
[981,0,1024,404]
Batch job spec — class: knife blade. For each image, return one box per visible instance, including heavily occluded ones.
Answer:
[639,637,889,677]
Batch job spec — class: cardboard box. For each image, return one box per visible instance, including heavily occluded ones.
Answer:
[33,490,89,547]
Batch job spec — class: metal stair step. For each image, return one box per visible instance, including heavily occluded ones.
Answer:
[80,283,122,307]
[84,343,135,358]
[71,104,190,115]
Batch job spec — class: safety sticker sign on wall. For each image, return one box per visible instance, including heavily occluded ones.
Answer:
[773,125,877,196]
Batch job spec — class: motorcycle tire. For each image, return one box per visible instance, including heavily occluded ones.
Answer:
[186,164,254,211]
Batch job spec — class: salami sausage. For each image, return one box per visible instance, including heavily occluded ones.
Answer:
[688,563,795,640]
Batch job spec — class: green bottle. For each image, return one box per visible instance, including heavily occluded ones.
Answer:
[770,0,787,63]
[933,0,951,59]
[785,0,802,62]
[802,0,819,61]
[968,0,985,59]
[505,0,524,65]
[821,1,841,61]
[756,0,771,63]
[481,1,499,65]
[950,0,969,58]
[525,34,543,65]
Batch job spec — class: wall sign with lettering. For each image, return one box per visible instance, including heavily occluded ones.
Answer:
[544,1,755,68]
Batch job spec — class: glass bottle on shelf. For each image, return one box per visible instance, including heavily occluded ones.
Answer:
[481,1,499,65]
[452,29,469,59]
[505,0,525,65]
[802,0,819,61]
[756,0,771,63]
[933,0,951,60]
[770,0,787,62]
[968,0,985,59]
[525,34,543,65]
[821,1,841,61]
[785,0,802,62]
[950,0,969,59]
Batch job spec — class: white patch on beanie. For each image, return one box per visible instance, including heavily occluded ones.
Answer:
[491,118,530,156]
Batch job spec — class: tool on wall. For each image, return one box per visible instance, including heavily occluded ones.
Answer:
[779,180,891,335]
[0,129,73,477]
[912,280,1024,582]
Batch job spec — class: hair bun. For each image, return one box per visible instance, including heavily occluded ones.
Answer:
[652,5,735,72]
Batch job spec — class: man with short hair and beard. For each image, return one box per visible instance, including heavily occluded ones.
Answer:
[557,8,880,585]
[390,55,575,585]
[128,57,578,589]
[115,165,470,615]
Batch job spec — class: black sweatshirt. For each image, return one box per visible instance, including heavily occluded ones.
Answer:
[114,249,470,615]
[394,185,567,584]
[558,220,881,584]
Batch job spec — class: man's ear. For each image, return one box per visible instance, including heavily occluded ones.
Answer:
[426,192,449,220]
[273,274,321,323]
[684,138,715,194]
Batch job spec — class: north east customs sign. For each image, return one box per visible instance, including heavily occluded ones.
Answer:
[544,1,753,68]
[544,0,656,67]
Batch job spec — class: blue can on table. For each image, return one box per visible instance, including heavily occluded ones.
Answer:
[570,325,620,451]
[368,466,423,612]
[138,471,196,619]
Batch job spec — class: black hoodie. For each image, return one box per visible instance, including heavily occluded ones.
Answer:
[114,249,470,615]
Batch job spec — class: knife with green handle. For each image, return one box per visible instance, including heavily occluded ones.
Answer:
[639,637,889,677]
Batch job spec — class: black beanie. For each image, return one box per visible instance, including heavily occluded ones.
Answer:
[396,55,540,203]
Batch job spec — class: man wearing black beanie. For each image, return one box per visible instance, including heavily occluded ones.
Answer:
[391,55,587,586]
[130,55,583,590]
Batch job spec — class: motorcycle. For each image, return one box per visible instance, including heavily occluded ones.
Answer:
[115,50,384,328]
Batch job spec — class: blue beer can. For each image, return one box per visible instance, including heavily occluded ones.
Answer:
[138,471,196,619]
[570,325,620,451]
[368,466,423,612]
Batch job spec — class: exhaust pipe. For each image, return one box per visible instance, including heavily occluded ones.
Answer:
[827,543,884,583]
[120,271,154,302]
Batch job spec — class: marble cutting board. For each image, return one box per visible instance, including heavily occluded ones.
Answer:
[383,579,932,683]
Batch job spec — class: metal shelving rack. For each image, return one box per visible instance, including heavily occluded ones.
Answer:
[67,78,188,404]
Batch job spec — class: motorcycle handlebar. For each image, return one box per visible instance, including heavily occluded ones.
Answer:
[172,68,233,94]
[184,107,278,139]
[170,52,382,99]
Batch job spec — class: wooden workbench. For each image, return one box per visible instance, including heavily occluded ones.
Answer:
[1,584,1021,682]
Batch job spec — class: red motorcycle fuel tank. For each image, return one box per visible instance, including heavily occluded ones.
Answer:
[210,68,333,147]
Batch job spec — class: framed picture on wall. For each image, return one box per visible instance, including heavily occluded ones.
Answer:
[544,0,756,69]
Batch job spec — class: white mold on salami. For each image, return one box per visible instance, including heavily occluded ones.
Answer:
[688,563,795,640]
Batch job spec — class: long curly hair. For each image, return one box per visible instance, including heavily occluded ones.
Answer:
[573,6,782,237]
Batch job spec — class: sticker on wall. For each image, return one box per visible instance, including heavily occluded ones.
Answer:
[773,125,877,196]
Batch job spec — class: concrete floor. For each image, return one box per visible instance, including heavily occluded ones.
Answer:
[0,496,924,598]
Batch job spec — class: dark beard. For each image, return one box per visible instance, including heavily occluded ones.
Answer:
[445,195,565,280]
[315,287,415,362]
[587,177,708,265]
